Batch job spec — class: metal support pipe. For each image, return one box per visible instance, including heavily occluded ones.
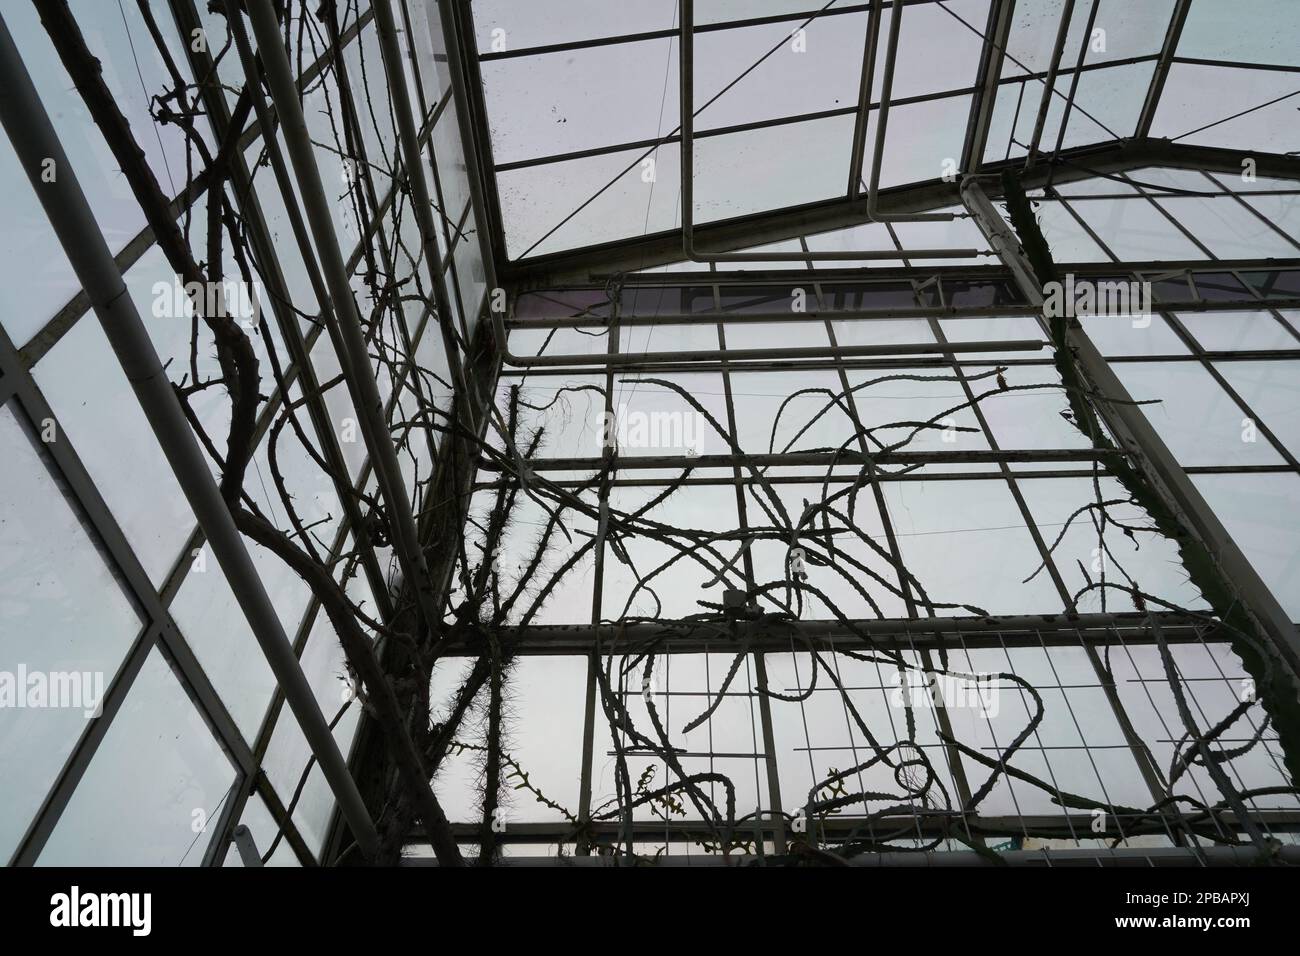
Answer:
[1042,0,1100,180]
[960,0,1015,171]
[498,336,1045,369]
[678,0,970,263]
[1023,0,1076,166]
[0,11,380,858]
[493,283,1045,369]
[244,0,444,633]
[846,0,884,197]
[864,0,954,223]
[962,178,1300,673]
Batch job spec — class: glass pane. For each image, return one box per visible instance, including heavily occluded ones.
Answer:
[1033,199,1110,261]
[1153,64,1300,154]
[1074,195,1204,260]
[1080,312,1188,356]
[1155,196,1300,260]
[472,0,676,51]
[262,606,363,855]
[1175,310,1300,352]
[0,405,142,860]
[37,647,237,866]
[170,384,336,737]
[1002,0,1091,77]
[695,13,864,131]
[884,479,1066,615]
[698,112,855,221]
[2,2,210,250]
[729,367,855,455]
[0,135,77,349]
[1178,0,1300,67]
[1017,475,1205,613]
[859,94,973,187]
[32,316,193,586]
[1192,473,1300,620]
[1110,361,1284,467]
[1212,359,1300,461]
[603,484,740,619]
[482,37,678,165]
[498,141,682,258]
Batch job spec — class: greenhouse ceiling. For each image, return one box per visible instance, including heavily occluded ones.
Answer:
[453,0,1300,278]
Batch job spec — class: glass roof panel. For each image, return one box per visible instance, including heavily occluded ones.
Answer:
[1152,63,1300,153]
[468,0,1300,264]
[1177,0,1300,68]
[695,112,855,222]
[481,38,678,165]
[857,93,973,188]
[497,142,683,258]
[870,0,990,100]
[471,0,677,50]
[984,60,1155,162]
[693,11,865,131]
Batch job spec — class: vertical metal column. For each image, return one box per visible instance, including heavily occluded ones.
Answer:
[0,10,380,859]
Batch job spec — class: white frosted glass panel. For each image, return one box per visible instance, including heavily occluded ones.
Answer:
[1018,476,1205,613]
[1155,196,1300,260]
[868,0,989,99]
[262,606,363,855]
[858,94,972,187]
[974,363,1097,452]
[1077,195,1204,260]
[1111,361,1284,467]
[3,2,209,249]
[499,142,682,258]
[32,317,192,586]
[1080,313,1188,356]
[603,485,740,618]
[482,38,678,165]
[1056,61,1155,148]
[1153,64,1300,154]
[1176,311,1300,352]
[472,0,676,50]
[0,407,143,861]
[697,113,854,222]
[1212,360,1300,461]
[0,137,77,349]
[37,648,235,866]
[729,368,856,454]
[1033,200,1110,261]
[1001,0,1094,77]
[844,365,992,463]
[1178,0,1300,67]
[1192,473,1300,620]
[884,479,1065,615]
[1242,194,1300,247]
[695,13,864,131]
